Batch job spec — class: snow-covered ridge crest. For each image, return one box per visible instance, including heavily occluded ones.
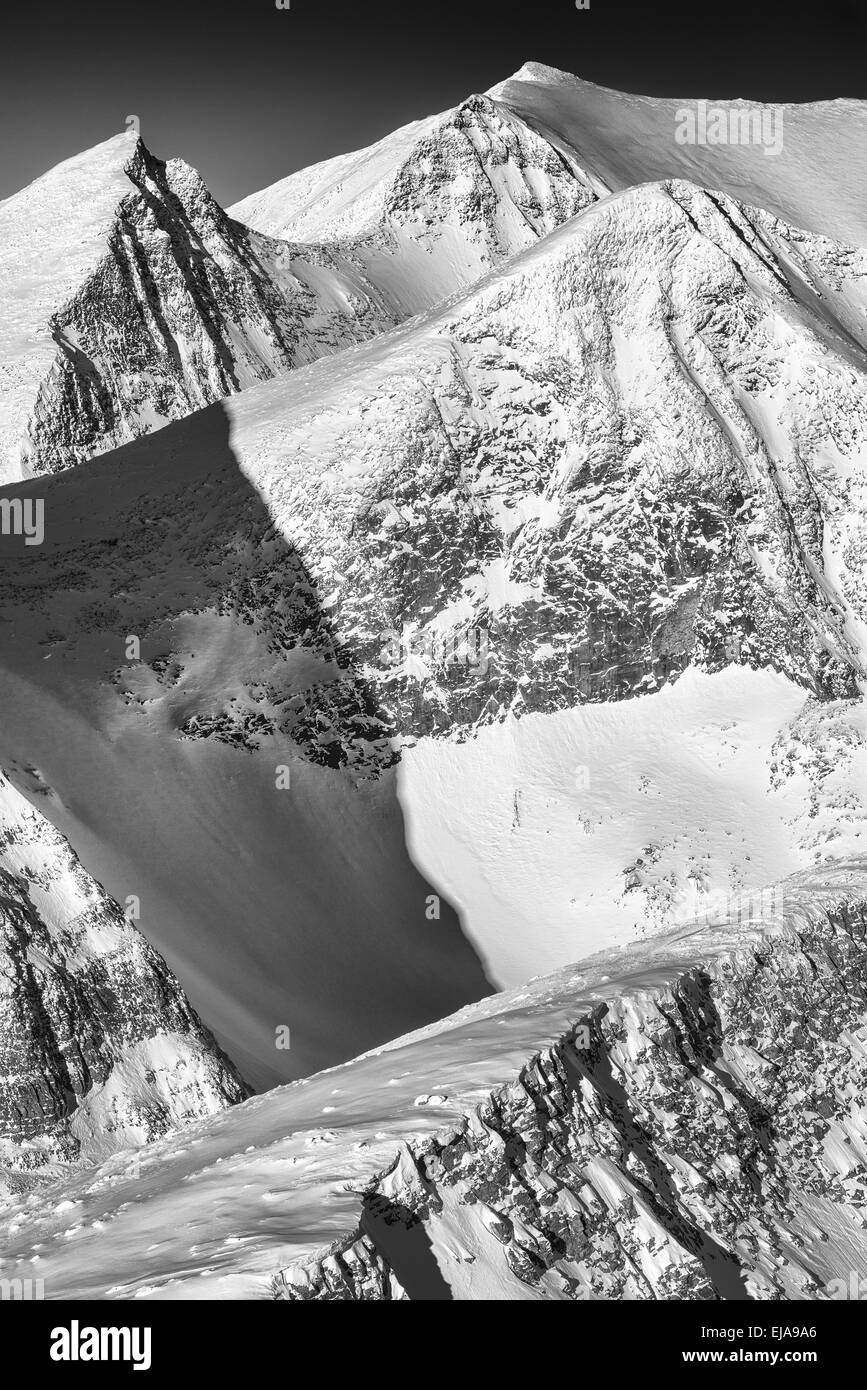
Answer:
[275,863,867,1299]
[2,861,865,1298]
[485,62,867,247]
[230,90,603,316]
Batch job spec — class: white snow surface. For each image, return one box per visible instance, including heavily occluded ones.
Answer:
[398,666,867,985]
[0,856,865,1300]
[233,63,867,253]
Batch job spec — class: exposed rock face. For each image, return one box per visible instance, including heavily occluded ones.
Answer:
[276,1236,407,1302]
[180,181,867,750]
[1,94,607,483]
[1,864,865,1299]
[274,875,867,1300]
[0,771,249,1185]
[0,135,395,481]
[232,94,601,317]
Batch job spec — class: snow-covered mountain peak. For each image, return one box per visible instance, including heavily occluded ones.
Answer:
[0,132,398,482]
[486,59,592,96]
[2,67,867,1296]
[487,64,867,246]
[229,89,601,317]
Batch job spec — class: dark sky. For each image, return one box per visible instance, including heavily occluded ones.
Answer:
[3,0,866,206]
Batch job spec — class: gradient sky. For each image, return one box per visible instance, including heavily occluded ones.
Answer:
[2,0,866,206]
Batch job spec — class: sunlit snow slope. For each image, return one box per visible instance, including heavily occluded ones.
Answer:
[488,64,867,247]
[232,63,867,312]
[1,861,865,1300]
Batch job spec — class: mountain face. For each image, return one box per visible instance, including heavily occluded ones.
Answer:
[0,134,396,482]
[231,93,602,317]
[1,63,867,1300]
[0,769,248,1190]
[1,169,867,1082]
[220,179,867,745]
[2,861,865,1300]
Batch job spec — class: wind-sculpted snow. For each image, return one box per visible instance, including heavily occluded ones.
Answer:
[1,862,865,1299]
[488,64,867,249]
[0,134,395,482]
[0,771,249,1191]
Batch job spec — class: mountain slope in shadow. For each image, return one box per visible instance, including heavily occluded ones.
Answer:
[0,401,493,1090]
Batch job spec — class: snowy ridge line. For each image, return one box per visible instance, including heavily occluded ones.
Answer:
[0,134,396,482]
[273,865,867,1300]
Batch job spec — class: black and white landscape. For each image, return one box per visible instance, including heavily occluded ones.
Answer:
[2,42,867,1305]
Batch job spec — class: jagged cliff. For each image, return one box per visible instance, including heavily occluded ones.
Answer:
[275,869,867,1300]
[0,770,249,1189]
[0,133,396,481]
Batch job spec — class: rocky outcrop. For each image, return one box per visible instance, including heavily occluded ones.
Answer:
[231,93,601,318]
[0,134,395,481]
[274,873,867,1300]
[276,1235,407,1302]
[0,771,249,1186]
[198,181,867,751]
